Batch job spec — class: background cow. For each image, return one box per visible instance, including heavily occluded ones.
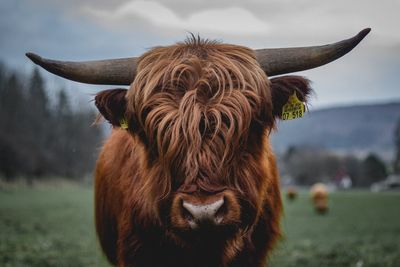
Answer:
[310,183,329,214]
[286,186,298,201]
[27,28,370,267]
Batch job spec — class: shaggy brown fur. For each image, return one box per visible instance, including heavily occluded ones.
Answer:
[94,37,312,267]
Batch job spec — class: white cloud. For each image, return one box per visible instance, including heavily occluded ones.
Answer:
[83,0,270,35]
[115,1,181,26]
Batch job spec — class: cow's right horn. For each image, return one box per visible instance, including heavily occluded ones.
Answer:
[25,53,138,86]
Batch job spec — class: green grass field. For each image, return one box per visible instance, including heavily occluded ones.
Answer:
[0,184,399,267]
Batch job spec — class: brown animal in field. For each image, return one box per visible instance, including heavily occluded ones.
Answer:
[26,28,370,267]
[310,183,329,214]
[286,186,298,201]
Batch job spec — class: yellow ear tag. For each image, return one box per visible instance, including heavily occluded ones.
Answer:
[119,117,129,130]
[281,92,305,120]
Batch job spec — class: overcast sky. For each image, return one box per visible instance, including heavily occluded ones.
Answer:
[1,0,399,108]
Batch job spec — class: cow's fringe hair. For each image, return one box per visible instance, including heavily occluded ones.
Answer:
[126,37,273,200]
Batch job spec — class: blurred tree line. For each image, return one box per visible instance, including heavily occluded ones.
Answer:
[280,116,400,188]
[0,62,103,181]
[280,146,388,187]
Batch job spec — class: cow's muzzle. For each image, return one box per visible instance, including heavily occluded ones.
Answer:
[171,190,240,231]
[182,198,225,229]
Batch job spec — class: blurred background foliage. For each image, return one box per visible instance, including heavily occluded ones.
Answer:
[0,62,103,181]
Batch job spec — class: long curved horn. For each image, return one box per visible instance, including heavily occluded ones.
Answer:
[255,28,371,76]
[26,28,370,84]
[25,53,138,85]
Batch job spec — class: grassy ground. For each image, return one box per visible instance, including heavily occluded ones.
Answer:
[270,191,400,267]
[0,184,399,267]
[0,184,108,267]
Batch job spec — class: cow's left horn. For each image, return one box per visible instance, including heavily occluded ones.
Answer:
[255,28,371,76]
[25,53,138,85]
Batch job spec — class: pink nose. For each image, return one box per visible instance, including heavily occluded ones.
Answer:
[182,198,225,228]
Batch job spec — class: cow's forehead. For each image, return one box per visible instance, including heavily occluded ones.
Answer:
[134,38,261,82]
[128,37,271,108]
[141,36,255,60]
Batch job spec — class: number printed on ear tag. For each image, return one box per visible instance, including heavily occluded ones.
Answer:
[281,92,305,121]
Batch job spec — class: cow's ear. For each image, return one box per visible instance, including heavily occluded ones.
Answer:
[270,75,312,119]
[95,89,128,127]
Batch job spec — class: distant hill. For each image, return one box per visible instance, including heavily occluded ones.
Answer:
[270,102,400,160]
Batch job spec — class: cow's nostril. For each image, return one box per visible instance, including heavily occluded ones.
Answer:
[182,198,225,227]
[215,197,227,221]
[181,203,195,221]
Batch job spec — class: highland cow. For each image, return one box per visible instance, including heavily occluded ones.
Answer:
[286,186,298,201]
[26,28,370,267]
[310,183,329,214]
